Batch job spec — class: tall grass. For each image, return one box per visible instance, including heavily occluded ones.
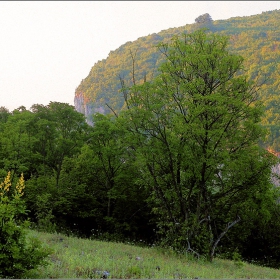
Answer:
[25,230,280,279]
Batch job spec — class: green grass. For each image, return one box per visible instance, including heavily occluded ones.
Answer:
[25,230,280,279]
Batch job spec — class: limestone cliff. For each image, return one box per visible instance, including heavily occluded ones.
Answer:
[74,91,106,125]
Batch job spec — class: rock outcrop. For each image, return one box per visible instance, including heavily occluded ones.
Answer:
[74,92,106,125]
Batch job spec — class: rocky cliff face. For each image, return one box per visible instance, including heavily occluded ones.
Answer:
[268,149,280,187]
[74,92,106,125]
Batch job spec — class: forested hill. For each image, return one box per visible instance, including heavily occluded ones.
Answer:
[74,9,280,149]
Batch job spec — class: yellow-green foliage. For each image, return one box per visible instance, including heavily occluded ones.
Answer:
[0,171,12,195]
[0,172,52,279]
[75,9,280,149]
[0,171,24,197]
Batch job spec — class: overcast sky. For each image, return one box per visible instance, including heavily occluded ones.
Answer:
[1,1,280,112]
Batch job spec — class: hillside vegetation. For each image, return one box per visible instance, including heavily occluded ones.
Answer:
[26,230,280,279]
[75,9,280,149]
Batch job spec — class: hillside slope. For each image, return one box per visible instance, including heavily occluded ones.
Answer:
[74,9,280,147]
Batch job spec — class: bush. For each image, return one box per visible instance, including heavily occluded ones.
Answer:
[0,172,52,278]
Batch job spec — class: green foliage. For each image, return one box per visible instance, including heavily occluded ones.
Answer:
[35,193,57,233]
[120,30,278,260]
[0,107,11,127]
[232,250,244,268]
[127,265,142,278]
[55,114,154,240]
[30,102,90,186]
[0,172,52,278]
[24,175,58,232]
[0,102,90,182]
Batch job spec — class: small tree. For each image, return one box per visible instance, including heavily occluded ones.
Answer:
[194,13,214,31]
[195,13,213,24]
[0,171,52,278]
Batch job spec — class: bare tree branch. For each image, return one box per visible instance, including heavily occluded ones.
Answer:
[210,216,241,261]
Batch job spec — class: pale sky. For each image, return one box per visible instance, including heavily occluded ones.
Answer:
[1,1,280,112]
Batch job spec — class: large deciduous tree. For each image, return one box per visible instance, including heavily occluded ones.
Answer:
[120,30,278,260]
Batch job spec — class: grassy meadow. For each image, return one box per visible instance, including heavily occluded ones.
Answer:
[25,230,280,279]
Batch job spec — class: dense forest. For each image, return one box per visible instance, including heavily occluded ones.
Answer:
[75,9,280,151]
[1,11,280,272]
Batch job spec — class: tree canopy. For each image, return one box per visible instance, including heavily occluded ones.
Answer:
[119,30,278,260]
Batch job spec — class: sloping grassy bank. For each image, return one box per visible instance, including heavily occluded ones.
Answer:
[25,230,280,279]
